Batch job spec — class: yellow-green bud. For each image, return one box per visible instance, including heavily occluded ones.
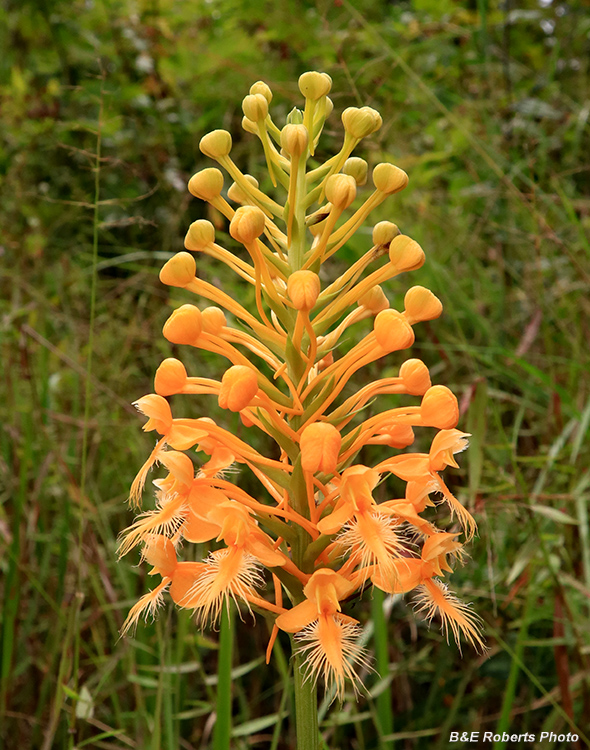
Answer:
[324,173,357,210]
[388,235,425,272]
[227,174,259,204]
[358,285,389,313]
[159,252,196,287]
[249,80,272,103]
[201,306,227,335]
[281,124,308,155]
[287,270,320,311]
[242,93,269,122]
[184,219,215,251]
[372,163,408,194]
[372,221,400,248]
[287,107,304,125]
[229,205,266,244]
[242,116,258,135]
[341,106,382,139]
[188,168,224,201]
[324,97,334,118]
[199,129,232,159]
[342,157,368,186]
[298,71,332,100]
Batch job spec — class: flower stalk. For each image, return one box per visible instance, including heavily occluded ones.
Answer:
[120,71,484,745]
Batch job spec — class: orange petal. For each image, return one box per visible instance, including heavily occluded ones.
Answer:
[371,558,423,594]
[275,600,318,633]
[169,562,207,608]
[134,394,173,434]
[159,451,195,489]
[245,535,286,567]
[182,510,220,543]
[167,424,209,451]
[317,501,354,535]
[383,455,430,482]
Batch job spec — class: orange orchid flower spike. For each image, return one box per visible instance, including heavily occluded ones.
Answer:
[119,72,484,737]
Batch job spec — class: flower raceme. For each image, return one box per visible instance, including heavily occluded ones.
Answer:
[120,71,484,700]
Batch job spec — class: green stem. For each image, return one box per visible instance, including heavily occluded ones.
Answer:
[213,605,233,750]
[371,589,394,749]
[292,647,320,750]
[289,150,309,270]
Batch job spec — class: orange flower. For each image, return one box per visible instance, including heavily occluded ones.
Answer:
[275,570,367,699]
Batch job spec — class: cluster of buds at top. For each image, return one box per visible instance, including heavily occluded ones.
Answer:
[120,72,483,699]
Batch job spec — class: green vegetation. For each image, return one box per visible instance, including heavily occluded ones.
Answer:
[1,0,589,748]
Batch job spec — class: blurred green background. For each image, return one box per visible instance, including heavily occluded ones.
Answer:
[1,0,590,748]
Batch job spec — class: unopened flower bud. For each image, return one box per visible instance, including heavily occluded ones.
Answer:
[218,365,259,412]
[300,422,341,474]
[374,309,415,352]
[325,173,357,209]
[163,304,202,345]
[199,129,232,159]
[242,93,269,122]
[229,205,266,244]
[298,71,332,100]
[404,286,443,323]
[286,107,304,125]
[386,424,415,449]
[342,157,368,186]
[287,270,320,311]
[324,97,334,118]
[358,285,389,313]
[227,174,259,204]
[420,385,459,429]
[240,411,255,428]
[372,163,408,194]
[388,235,425,272]
[242,116,258,135]
[201,306,226,335]
[342,106,382,139]
[318,351,334,371]
[372,221,400,247]
[185,219,215,251]
[399,359,431,395]
[159,252,195,287]
[249,80,272,103]
[281,124,308,156]
[155,358,188,396]
[188,168,224,201]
